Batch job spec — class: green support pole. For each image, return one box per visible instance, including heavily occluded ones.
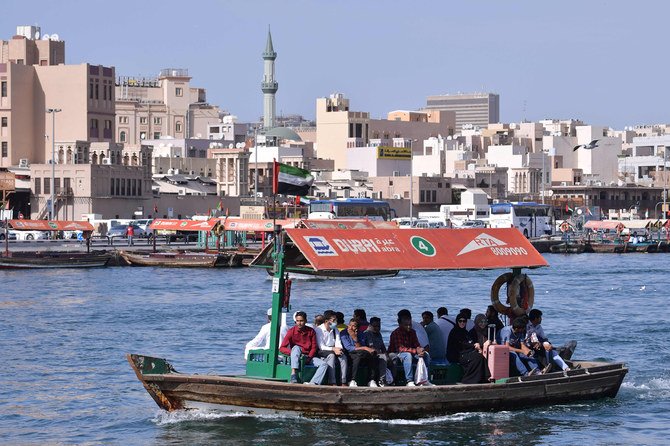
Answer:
[267,224,285,378]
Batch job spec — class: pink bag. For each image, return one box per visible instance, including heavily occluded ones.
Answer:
[487,344,509,380]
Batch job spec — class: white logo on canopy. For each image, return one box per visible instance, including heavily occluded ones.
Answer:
[457,233,507,256]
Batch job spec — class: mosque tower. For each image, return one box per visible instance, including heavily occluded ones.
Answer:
[261,28,278,130]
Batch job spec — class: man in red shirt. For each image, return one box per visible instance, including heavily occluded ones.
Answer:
[126,225,135,246]
[388,309,431,386]
[280,311,329,384]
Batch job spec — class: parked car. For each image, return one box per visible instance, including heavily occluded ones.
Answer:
[0,230,17,241]
[11,230,48,241]
[131,219,153,232]
[106,224,149,243]
[457,220,487,229]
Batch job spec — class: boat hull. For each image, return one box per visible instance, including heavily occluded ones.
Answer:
[127,355,627,419]
[120,251,218,267]
[0,252,111,269]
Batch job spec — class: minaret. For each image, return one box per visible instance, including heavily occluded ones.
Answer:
[261,27,278,130]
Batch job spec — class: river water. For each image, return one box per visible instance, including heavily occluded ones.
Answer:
[1,254,669,445]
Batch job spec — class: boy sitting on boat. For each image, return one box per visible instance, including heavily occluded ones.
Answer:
[388,309,432,386]
[279,311,329,385]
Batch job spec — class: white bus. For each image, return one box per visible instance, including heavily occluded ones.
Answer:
[488,202,554,238]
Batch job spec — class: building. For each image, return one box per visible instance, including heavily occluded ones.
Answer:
[261,29,278,129]
[370,175,452,217]
[424,92,499,131]
[115,68,222,145]
[316,93,455,170]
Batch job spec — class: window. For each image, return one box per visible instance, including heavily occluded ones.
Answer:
[153,117,162,125]
[140,132,147,140]
[95,82,99,100]
[110,178,114,195]
[139,117,147,124]
[119,116,128,124]
[175,121,182,132]
[1,81,6,97]
[120,131,126,142]
[175,87,183,97]
[35,177,41,195]
[64,178,71,193]
[105,120,112,130]
[44,178,51,194]
[90,119,98,129]
[89,82,93,99]
[1,142,7,157]
[153,132,161,139]
[1,117,6,127]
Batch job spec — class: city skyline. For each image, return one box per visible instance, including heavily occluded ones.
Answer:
[3,0,669,129]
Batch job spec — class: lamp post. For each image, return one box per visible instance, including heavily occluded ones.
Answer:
[46,108,62,220]
[254,126,259,201]
[408,139,417,225]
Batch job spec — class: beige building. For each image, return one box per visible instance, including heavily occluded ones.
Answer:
[315,93,455,170]
[115,68,222,145]
[371,175,452,217]
[424,92,499,131]
[209,146,250,197]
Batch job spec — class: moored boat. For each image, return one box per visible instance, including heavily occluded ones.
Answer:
[129,227,629,418]
[0,251,111,269]
[119,251,219,267]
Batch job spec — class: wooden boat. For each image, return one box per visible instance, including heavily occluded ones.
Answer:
[120,251,218,268]
[0,251,111,269]
[127,354,626,418]
[129,227,628,418]
[549,242,586,254]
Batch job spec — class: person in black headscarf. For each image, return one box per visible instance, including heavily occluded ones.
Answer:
[447,313,490,384]
[486,305,505,342]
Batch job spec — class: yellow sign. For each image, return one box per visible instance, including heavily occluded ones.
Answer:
[663,204,669,213]
[377,146,411,160]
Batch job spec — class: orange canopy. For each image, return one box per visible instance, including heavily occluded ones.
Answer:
[298,219,397,229]
[8,220,94,231]
[583,220,624,230]
[149,219,219,232]
[222,219,297,232]
[284,228,548,271]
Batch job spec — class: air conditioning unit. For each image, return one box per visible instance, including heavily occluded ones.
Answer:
[102,159,112,165]
[392,194,401,199]
[177,188,186,196]
[18,159,29,168]
[392,171,400,177]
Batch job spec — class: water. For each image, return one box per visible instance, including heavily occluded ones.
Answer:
[1,254,669,445]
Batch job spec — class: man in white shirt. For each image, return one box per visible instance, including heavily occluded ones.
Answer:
[244,308,288,359]
[436,307,456,363]
[314,310,348,385]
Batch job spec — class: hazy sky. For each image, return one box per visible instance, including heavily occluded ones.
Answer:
[4,0,668,129]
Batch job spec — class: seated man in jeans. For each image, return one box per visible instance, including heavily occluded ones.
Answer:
[388,310,431,386]
[526,309,572,373]
[500,317,540,376]
[279,311,329,385]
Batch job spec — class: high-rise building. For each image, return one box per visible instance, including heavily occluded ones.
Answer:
[424,92,499,131]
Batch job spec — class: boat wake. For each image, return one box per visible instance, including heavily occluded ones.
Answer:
[152,409,299,425]
[620,377,670,400]
[333,411,514,425]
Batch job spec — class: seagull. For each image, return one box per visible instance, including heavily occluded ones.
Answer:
[573,139,600,151]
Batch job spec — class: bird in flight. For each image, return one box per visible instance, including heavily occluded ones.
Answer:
[573,139,600,151]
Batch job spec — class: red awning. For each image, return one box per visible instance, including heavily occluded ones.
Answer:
[222,219,297,231]
[8,220,95,231]
[298,219,397,229]
[584,220,625,230]
[284,228,548,271]
[149,219,219,232]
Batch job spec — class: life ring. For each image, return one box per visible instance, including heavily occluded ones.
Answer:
[616,223,625,234]
[490,272,514,316]
[213,224,224,237]
[560,222,570,233]
[507,274,535,316]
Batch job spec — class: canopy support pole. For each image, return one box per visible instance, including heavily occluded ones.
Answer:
[268,223,285,378]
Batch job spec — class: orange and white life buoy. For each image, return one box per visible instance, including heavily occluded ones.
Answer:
[507,274,535,316]
[560,221,570,233]
[490,272,514,316]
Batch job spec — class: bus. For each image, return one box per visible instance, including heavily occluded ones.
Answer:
[488,202,554,237]
[308,198,393,221]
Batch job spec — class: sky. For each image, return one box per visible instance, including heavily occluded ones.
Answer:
[3,0,669,129]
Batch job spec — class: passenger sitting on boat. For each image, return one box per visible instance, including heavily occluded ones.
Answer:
[526,309,571,374]
[340,318,380,387]
[500,317,540,376]
[485,305,505,344]
[446,313,490,384]
[388,311,431,387]
[336,312,347,332]
[315,311,348,386]
[364,317,390,386]
[244,307,289,360]
[629,232,639,244]
[422,311,447,363]
[279,311,329,385]
[436,307,457,361]
[406,309,430,352]
[353,309,369,332]
[459,308,475,331]
[314,314,325,328]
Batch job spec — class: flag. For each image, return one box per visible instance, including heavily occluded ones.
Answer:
[273,161,314,196]
[216,200,223,212]
[565,204,573,214]
[585,207,593,216]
